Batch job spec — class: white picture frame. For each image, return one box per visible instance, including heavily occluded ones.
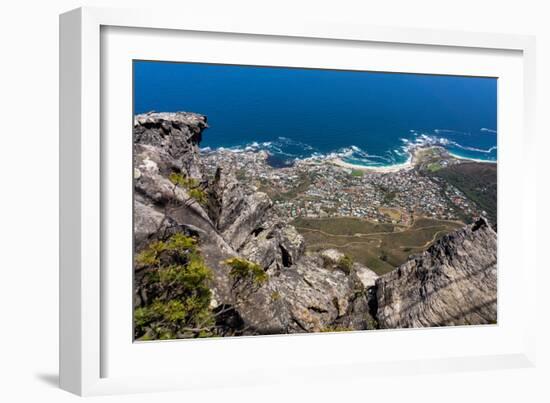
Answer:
[59,6,537,396]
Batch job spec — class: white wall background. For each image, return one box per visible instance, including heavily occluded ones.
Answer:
[0,0,548,401]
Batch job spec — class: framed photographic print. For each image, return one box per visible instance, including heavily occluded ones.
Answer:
[60,7,537,396]
[131,61,498,340]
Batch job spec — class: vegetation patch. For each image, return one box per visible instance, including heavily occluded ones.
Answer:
[427,162,441,172]
[224,257,268,285]
[293,216,395,236]
[336,255,354,274]
[134,233,214,340]
[293,216,463,275]
[169,172,207,205]
[224,257,269,302]
[427,162,497,229]
[380,189,396,204]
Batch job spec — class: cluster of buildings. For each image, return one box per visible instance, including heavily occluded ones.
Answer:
[201,149,481,224]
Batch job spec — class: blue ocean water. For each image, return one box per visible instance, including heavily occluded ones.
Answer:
[134,61,497,167]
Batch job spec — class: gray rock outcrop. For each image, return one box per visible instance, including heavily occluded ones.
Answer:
[375,218,497,328]
[134,112,208,179]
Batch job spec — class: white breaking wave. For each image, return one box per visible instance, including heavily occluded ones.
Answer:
[203,128,496,167]
[399,132,497,159]
[481,128,497,134]
[453,144,497,154]
[333,146,394,166]
[298,145,395,167]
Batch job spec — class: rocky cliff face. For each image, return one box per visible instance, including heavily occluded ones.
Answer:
[133,112,378,336]
[375,218,497,328]
[133,112,497,338]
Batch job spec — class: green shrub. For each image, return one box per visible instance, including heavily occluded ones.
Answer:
[188,188,207,205]
[336,255,354,274]
[169,172,207,205]
[224,257,268,286]
[165,232,198,250]
[365,316,378,330]
[169,172,199,188]
[135,233,198,268]
[134,233,214,340]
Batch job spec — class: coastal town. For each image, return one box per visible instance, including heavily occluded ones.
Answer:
[201,147,485,225]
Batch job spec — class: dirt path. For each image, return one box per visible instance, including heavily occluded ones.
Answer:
[294,226,394,238]
[308,239,382,249]
[399,229,448,250]
[295,224,457,239]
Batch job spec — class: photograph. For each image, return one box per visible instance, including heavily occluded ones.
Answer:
[132,61,498,341]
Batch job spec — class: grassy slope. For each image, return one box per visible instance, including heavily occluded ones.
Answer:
[429,162,497,228]
[292,216,463,275]
[293,216,395,235]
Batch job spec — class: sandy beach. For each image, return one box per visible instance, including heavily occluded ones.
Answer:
[329,146,496,174]
[448,152,497,164]
[329,156,414,173]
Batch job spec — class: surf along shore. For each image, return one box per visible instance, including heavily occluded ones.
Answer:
[328,146,435,173]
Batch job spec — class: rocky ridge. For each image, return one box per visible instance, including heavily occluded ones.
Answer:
[376,218,497,328]
[133,111,497,338]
